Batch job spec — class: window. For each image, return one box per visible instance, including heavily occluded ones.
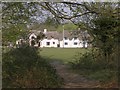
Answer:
[46,42,50,45]
[31,36,35,39]
[74,37,77,40]
[57,44,60,47]
[51,36,54,38]
[53,42,55,44]
[74,42,77,45]
[64,37,67,40]
[64,42,68,45]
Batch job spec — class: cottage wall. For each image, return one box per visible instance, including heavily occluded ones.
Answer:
[27,30,89,48]
[40,38,59,48]
[59,39,86,48]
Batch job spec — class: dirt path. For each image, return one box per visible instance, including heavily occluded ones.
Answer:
[50,60,100,88]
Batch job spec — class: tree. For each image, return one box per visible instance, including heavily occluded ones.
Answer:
[37,2,119,39]
[92,15,119,62]
[2,2,38,45]
[38,2,119,68]
[36,32,45,42]
[2,2,119,51]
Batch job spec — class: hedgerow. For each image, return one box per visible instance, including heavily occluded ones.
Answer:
[2,46,63,88]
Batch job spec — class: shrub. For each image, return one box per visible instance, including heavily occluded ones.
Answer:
[70,52,94,69]
[69,48,118,83]
[70,48,117,70]
[2,46,63,88]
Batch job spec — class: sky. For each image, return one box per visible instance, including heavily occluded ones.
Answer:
[1,0,119,2]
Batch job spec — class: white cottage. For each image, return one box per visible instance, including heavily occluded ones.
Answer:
[40,38,59,48]
[28,29,90,48]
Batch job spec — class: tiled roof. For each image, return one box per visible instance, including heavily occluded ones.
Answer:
[29,30,90,40]
[29,30,42,35]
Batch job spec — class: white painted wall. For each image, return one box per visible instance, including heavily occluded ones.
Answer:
[40,38,59,48]
[59,38,86,48]
[84,41,88,48]
[28,33,88,48]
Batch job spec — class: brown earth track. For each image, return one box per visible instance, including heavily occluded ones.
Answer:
[50,61,101,88]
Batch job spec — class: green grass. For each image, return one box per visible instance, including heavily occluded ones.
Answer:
[39,48,88,63]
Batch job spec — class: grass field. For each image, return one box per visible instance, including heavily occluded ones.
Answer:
[39,48,89,63]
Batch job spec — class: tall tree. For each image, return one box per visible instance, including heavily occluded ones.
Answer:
[2,2,38,44]
[38,2,119,65]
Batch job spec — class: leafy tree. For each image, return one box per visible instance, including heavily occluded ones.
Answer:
[2,2,119,53]
[36,32,45,42]
[38,2,119,68]
[92,15,119,62]
[2,2,38,45]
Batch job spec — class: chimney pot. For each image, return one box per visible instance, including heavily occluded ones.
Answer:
[44,29,47,34]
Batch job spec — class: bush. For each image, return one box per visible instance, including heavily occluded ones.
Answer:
[2,46,63,88]
[70,48,117,70]
[69,48,118,83]
[70,52,94,69]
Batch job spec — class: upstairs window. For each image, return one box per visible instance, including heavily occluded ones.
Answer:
[64,37,67,40]
[53,42,55,44]
[74,37,77,40]
[45,36,47,39]
[31,36,35,39]
[46,42,50,45]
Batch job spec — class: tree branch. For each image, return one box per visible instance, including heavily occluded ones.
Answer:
[38,2,98,20]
